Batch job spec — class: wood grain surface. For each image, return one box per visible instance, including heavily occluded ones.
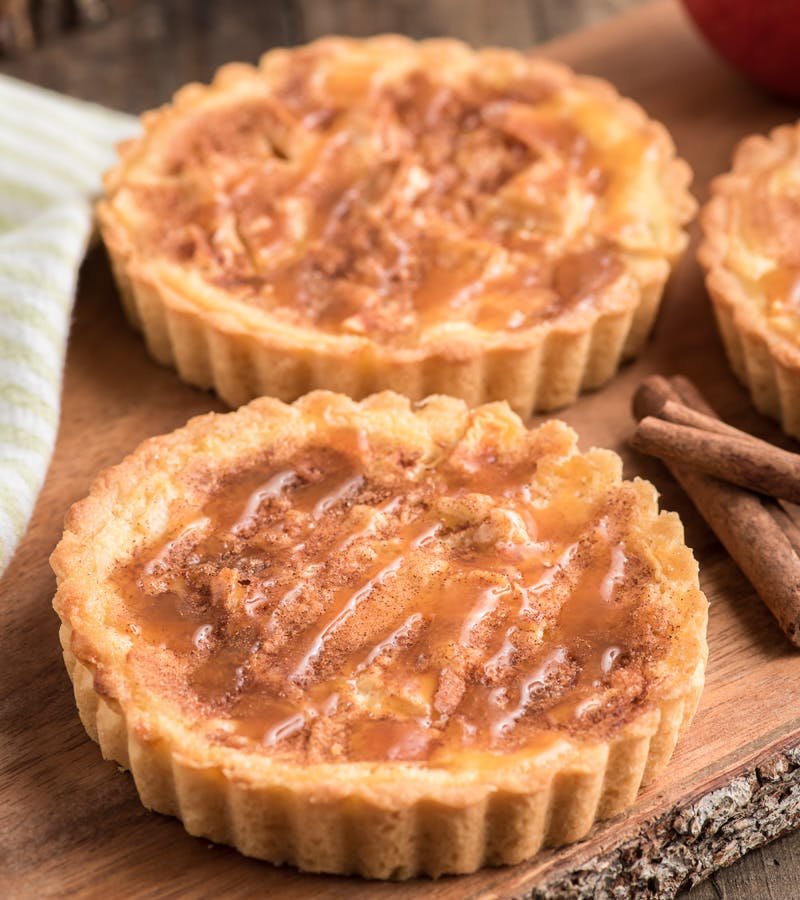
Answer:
[0,0,644,62]
[2,1,800,897]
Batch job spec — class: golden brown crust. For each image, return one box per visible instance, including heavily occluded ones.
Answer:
[52,391,707,878]
[98,37,695,416]
[699,122,800,438]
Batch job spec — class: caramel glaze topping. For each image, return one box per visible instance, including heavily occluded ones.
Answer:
[114,40,643,345]
[115,428,672,765]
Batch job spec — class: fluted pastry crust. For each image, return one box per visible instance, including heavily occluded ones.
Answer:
[98,37,695,416]
[700,122,800,439]
[52,392,707,878]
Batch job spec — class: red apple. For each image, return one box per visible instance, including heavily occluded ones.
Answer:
[681,0,800,99]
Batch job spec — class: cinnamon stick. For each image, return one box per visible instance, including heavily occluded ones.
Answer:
[635,391,773,447]
[768,500,800,555]
[630,415,800,504]
[633,375,784,448]
[632,375,800,647]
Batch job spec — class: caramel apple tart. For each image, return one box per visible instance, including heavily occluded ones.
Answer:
[700,122,800,439]
[98,37,695,417]
[51,391,707,878]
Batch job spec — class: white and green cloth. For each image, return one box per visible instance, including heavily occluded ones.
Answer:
[0,75,137,574]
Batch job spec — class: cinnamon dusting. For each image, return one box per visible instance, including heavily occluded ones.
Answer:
[113,424,674,765]
[108,40,656,345]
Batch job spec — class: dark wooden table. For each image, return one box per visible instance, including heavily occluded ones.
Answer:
[1,1,797,897]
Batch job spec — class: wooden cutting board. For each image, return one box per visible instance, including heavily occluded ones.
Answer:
[4,2,800,897]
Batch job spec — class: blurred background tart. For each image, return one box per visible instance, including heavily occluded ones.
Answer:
[700,121,800,439]
[97,36,695,416]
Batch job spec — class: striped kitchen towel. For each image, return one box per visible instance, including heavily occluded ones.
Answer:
[0,74,137,574]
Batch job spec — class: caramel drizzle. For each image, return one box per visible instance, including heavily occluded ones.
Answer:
[117,444,652,762]
[137,60,628,340]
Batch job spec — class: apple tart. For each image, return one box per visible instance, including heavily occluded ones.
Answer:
[700,122,800,439]
[51,391,707,878]
[98,37,695,416]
